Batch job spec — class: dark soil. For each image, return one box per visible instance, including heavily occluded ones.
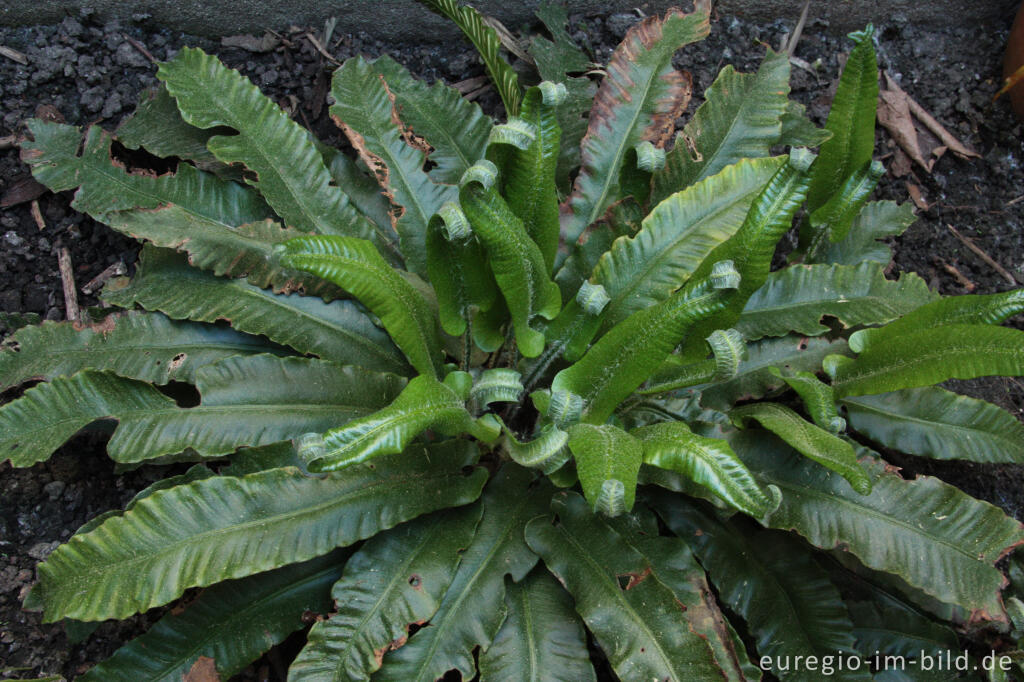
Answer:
[1,3,1023,679]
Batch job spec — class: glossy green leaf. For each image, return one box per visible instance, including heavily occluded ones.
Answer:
[842,386,1024,463]
[737,262,937,341]
[847,600,960,677]
[829,324,1024,397]
[633,421,777,516]
[323,149,395,236]
[115,84,223,168]
[496,82,564,271]
[850,289,1024,353]
[289,507,482,682]
[80,551,346,681]
[596,157,784,329]
[677,150,815,360]
[371,54,492,184]
[567,423,643,516]
[459,162,561,357]
[31,440,486,622]
[771,368,845,433]
[0,311,273,390]
[730,402,871,495]
[331,56,459,276]
[378,466,551,682]
[305,375,480,471]
[552,262,740,424]
[503,423,571,474]
[652,48,791,204]
[426,202,498,336]
[694,335,852,411]
[777,100,832,149]
[652,497,869,681]
[1,356,405,467]
[275,234,443,377]
[814,200,915,266]
[479,568,596,682]
[735,431,1024,618]
[525,491,724,681]
[157,48,382,243]
[103,246,408,375]
[415,0,522,116]
[805,26,879,213]
[805,159,885,255]
[560,6,711,246]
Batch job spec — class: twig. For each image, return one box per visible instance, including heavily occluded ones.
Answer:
[0,135,16,150]
[947,224,1020,286]
[0,45,28,65]
[939,261,976,291]
[783,1,811,56]
[81,262,127,294]
[304,32,340,65]
[1007,194,1024,207]
[29,200,45,231]
[58,247,81,323]
[122,34,157,64]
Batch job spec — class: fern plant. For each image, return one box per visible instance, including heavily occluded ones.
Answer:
[5,3,1024,679]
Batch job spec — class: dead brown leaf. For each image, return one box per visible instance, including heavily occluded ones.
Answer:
[878,72,980,174]
[35,104,65,123]
[0,176,47,208]
[905,182,929,211]
[183,656,221,682]
[221,33,280,53]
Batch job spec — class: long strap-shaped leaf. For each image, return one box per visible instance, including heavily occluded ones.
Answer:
[22,120,269,223]
[771,368,846,433]
[650,495,870,680]
[736,262,937,341]
[805,26,879,213]
[115,84,224,168]
[651,48,792,204]
[525,492,724,681]
[1,356,406,467]
[378,466,551,682]
[331,56,458,277]
[849,288,1024,352]
[31,440,486,622]
[560,5,711,247]
[567,423,643,516]
[415,0,522,116]
[730,402,871,495]
[289,507,482,682]
[633,421,777,517]
[79,551,347,681]
[734,431,1024,618]
[275,235,443,377]
[677,149,815,360]
[0,311,273,390]
[828,324,1024,397]
[28,440,483,622]
[803,159,885,257]
[426,202,498,337]
[842,386,1024,463]
[479,568,596,682]
[494,82,566,271]
[371,54,492,185]
[552,261,740,424]
[156,48,383,244]
[104,246,408,375]
[815,200,916,266]
[301,375,488,472]
[459,162,561,357]
[595,156,785,330]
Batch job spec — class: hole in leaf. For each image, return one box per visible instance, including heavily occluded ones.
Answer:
[408,574,422,589]
[109,139,180,176]
[616,575,631,590]
[156,381,201,408]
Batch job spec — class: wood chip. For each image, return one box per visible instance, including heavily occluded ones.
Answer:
[30,200,45,231]
[0,134,16,150]
[304,32,339,64]
[58,247,81,323]
[947,224,1020,286]
[122,34,157,64]
[81,262,127,294]
[0,45,28,65]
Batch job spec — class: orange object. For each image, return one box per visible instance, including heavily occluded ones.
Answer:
[1003,3,1024,117]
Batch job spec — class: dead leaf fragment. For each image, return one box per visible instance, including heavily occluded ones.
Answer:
[221,33,280,53]
[183,656,221,682]
[905,182,929,211]
[0,176,47,208]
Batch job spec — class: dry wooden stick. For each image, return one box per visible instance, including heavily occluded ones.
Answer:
[0,45,28,65]
[304,32,340,64]
[947,224,1020,286]
[57,247,81,323]
[122,34,157,64]
[81,262,127,294]
[939,260,976,291]
[29,200,46,231]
